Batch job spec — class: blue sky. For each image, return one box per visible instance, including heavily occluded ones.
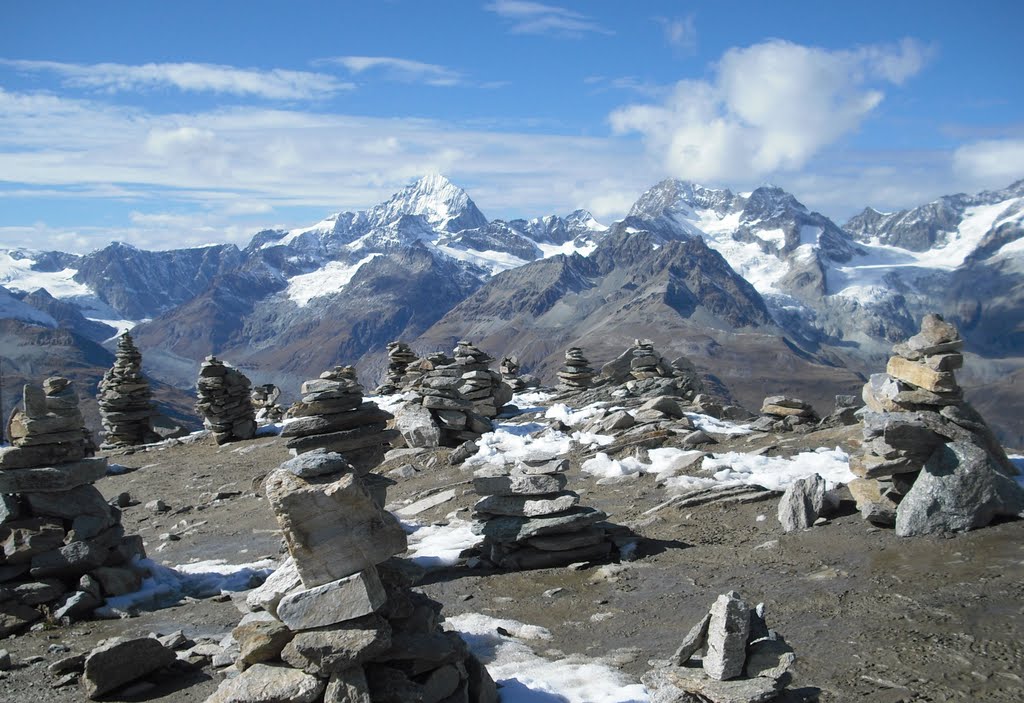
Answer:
[1,0,1022,252]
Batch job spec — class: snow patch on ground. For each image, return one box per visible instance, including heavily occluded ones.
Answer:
[98,557,275,616]
[402,517,481,568]
[435,244,530,275]
[467,420,613,469]
[448,613,648,703]
[685,413,752,435]
[671,447,854,493]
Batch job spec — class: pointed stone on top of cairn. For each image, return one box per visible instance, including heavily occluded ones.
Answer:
[375,341,419,395]
[282,366,398,472]
[0,378,146,636]
[471,455,616,569]
[557,347,594,391]
[850,313,1024,535]
[195,356,256,445]
[97,332,159,449]
[208,450,498,703]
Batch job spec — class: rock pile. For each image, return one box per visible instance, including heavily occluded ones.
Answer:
[499,355,526,393]
[750,396,819,433]
[0,378,146,635]
[251,384,284,425]
[282,367,398,472]
[96,332,159,448]
[557,347,595,391]
[600,341,707,401]
[375,341,419,395]
[195,357,256,445]
[850,314,1024,535]
[205,451,498,703]
[471,456,615,569]
[398,343,511,448]
[629,339,669,379]
[643,591,798,703]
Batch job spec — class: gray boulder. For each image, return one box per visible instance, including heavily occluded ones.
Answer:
[395,403,443,449]
[777,473,826,532]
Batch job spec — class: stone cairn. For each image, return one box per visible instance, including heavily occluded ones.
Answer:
[499,355,526,393]
[629,339,667,379]
[206,450,498,703]
[96,332,159,448]
[850,314,1024,536]
[750,396,819,433]
[471,455,615,569]
[195,357,256,445]
[282,366,398,473]
[399,343,511,448]
[600,340,707,401]
[250,384,284,425]
[375,341,419,395]
[0,378,146,635]
[557,347,595,391]
[643,591,799,703]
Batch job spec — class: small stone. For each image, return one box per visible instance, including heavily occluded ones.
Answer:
[204,663,325,703]
[703,591,750,681]
[82,636,177,699]
[777,474,826,532]
[672,612,711,665]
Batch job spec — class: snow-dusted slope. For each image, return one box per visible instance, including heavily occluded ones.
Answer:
[0,284,58,327]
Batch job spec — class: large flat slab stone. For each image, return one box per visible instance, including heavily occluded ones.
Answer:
[276,568,386,631]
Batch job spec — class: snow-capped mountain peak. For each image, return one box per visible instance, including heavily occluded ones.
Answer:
[371,173,488,233]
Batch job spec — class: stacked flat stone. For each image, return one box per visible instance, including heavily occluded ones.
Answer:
[453,341,513,420]
[205,451,498,703]
[282,367,398,472]
[251,384,284,425]
[375,341,419,395]
[630,339,670,380]
[750,396,819,433]
[0,378,146,636]
[850,314,1024,536]
[471,456,614,570]
[96,333,159,448]
[195,357,256,445]
[643,591,799,703]
[557,347,595,391]
[499,356,526,393]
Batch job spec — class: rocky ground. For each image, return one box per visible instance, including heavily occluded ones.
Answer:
[0,417,1022,703]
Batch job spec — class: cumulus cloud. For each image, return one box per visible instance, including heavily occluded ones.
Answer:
[952,139,1024,185]
[485,1,612,36]
[610,38,933,182]
[0,59,351,99]
[321,56,464,87]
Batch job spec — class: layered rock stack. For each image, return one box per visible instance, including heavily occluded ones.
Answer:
[750,396,819,433]
[600,341,707,400]
[643,591,799,702]
[96,333,159,448]
[557,347,595,391]
[629,339,669,379]
[499,355,526,393]
[375,341,419,395]
[206,451,498,703]
[195,357,256,445]
[398,344,510,448]
[282,367,398,472]
[471,456,615,569]
[0,378,146,635]
[251,384,284,425]
[850,314,1024,535]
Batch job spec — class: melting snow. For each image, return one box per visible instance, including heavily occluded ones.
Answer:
[285,253,382,306]
[402,517,481,568]
[449,613,648,703]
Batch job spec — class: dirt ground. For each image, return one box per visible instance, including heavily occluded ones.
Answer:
[1,422,1022,703]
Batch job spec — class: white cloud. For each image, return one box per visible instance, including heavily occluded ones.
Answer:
[485,1,612,36]
[658,15,697,53]
[952,139,1024,186]
[0,59,351,99]
[322,56,463,87]
[610,38,933,182]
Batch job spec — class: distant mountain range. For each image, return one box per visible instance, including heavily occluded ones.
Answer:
[2,174,1022,443]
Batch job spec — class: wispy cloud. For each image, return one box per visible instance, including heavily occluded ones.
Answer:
[584,75,669,99]
[485,1,612,36]
[319,56,464,87]
[953,139,1024,185]
[610,38,934,182]
[658,14,697,54]
[0,59,352,100]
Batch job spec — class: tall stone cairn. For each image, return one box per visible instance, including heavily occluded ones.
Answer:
[97,332,159,448]
[850,313,1024,536]
[205,450,498,703]
[282,366,398,472]
[629,339,668,380]
[250,384,284,425]
[195,357,256,445]
[471,455,614,569]
[499,355,526,393]
[375,341,419,395]
[0,378,146,636]
[398,343,511,448]
[557,347,595,391]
